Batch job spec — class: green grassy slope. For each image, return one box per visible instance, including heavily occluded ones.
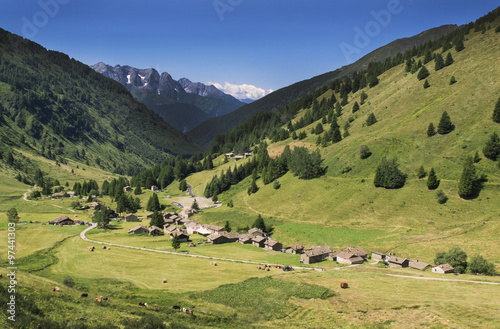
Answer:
[187,25,500,267]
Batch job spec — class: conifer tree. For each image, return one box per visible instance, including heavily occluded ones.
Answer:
[191,198,200,210]
[332,127,342,143]
[423,49,433,64]
[374,157,407,189]
[366,113,377,126]
[315,122,324,134]
[417,66,430,80]
[352,101,360,113]
[360,91,368,105]
[423,79,430,89]
[427,122,436,137]
[473,151,481,163]
[247,176,258,195]
[449,76,457,85]
[134,185,142,195]
[171,234,180,250]
[252,214,267,232]
[179,179,188,192]
[149,210,164,228]
[359,145,371,159]
[493,97,500,123]
[292,131,298,140]
[458,157,479,199]
[434,53,445,71]
[224,221,232,233]
[445,52,454,66]
[455,39,465,52]
[437,111,454,134]
[427,168,439,189]
[146,193,161,212]
[483,132,500,160]
[417,165,427,179]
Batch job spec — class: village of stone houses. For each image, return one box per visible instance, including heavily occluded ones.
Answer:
[47,183,456,275]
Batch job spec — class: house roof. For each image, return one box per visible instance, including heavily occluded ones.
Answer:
[387,256,408,264]
[265,239,281,247]
[248,228,265,235]
[172,231,189,238]
[304,246,333,257]
[336,251,357,260]
[207,233,226,241]
[409,260,430,270]
[290,243,304,250]
[51,216,71,223]
[252,236,266,243]
[125,213,137,217]
[239,234,252,241]
[223,233,239,240]
[129,225,148,232]
[149,226,162,232]
[203,224,224,232]
[344,247,367,257]
[372,251,386,256]
[435,263,454,272]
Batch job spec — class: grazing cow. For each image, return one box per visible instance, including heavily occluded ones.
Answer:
[213,262,217,266]
[187,310,194,316]
[100,296,108,301]
[340,282,349,289]
[144,303,149,307]
[103,246,106,249]
[173,305,181,310]
[152,304,158,307]
[266,268,270,271]
[182,308,187,313]
[52,287,61,292]
[81,293,88,297]
[107,247,111,250]
[257,266,261,270]
[95,298,102,303]
[0,273,2,278]
[162,279,167,283]
[138,302,145,306]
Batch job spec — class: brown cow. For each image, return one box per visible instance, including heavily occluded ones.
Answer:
[52,287,62,292]
[340,282,349,289]
[95,298,102,303]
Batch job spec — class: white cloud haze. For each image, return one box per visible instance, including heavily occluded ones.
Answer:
[207,81,273,101]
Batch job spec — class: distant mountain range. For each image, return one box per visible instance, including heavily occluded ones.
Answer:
[187,24,458,147]
[92,63,245,132]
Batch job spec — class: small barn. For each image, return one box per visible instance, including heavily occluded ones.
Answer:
[207,233,230,245]
[286,243,304,254]
[148,226,163,236]
[170,231,189,242]
[48,216,74,226]
[432,264,454,274]
[248,228,265,238]
[124,213,139,222]
[128,225,149,234]
[300,246,333,264]
[371,251,387,261]
[264,239,283,251]
[409,260,430,271]
[252,236,266,248]
[238,234,253,244]
[336,251,365,265]
[387,256,409,268]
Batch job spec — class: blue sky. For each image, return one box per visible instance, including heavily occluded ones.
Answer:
[0,1,498,99]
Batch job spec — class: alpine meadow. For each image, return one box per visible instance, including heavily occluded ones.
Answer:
[1,3,500,329]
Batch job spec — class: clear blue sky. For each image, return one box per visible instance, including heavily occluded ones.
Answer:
[0,0,498,92]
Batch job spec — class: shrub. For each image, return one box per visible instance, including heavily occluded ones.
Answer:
[273,180,281,190]
[449,76,457,85]
[63,276,75,287]
[434,246,467,273]
[366,113,377,126]
[359,145,372,159]
[435,190,448,204]
[374,157,407,189]
[417,165,426,179]
[467,255,496,275]
[482,132,500,160]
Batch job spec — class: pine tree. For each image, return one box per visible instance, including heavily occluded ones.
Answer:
[224,221,232,233]
[179,179,187,192]
[360,91,368,105]
[373,157,407,189]
[149,210,164,228]
[427,168,439,189]
[134,185,142,195]
[483,132,500,160]
[445,52,454,66]
[458,157,479,199]
[455,39,465,52]
[423,49,433,64]
[292,131,298,140]
[366,113,377,126]
[449,76,457,85]
[427,122,436,137]
[7,208,19,223]
[423,79,430,89]
[332,127,342,143]
[146,193,161,211]
[493,97,500,123]
[315,122,324,134]
[352,101,360,113]
[434,53,445,71]
[247,177,258,195]
[437,111,454,134]
[417,165,427,179]
[417,66,430,80]
[252,214,267,232]
[473,151,481,163]
[171,234,181,250]
[359,145,371,159]
[191,198,200,210]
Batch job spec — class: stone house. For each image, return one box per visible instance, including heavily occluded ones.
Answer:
[386,256,409,268]
[432,264,455,274]
[128,225,149,234]
[124,213,139,222]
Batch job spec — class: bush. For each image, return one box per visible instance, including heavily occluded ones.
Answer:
[434,246,467,273]
[359,145,372,159]
[467,255,496,275]
[435,190,448,204]
[366,113,377,126]
[273,180,281,190]
[374,157,407,189]
[63,276,75,287]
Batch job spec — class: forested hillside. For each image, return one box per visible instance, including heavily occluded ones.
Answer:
[0,28,202,177]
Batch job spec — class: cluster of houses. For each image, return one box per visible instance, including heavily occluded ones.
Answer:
[225,152,252,160]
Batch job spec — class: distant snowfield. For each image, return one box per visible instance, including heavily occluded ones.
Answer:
[207,81,273,101]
